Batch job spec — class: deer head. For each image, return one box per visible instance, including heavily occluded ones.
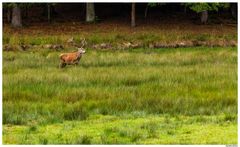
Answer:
[78,48,86,54]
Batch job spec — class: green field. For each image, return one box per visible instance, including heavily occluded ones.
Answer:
[2,47,237,144]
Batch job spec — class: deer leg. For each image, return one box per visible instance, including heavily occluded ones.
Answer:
[73,62,79,68]
[70,60,76,65]
[72,59,79,65]
[59,62,66,68]
[59,58,67,68]
[62,63,67,68]
[75,58,80,65]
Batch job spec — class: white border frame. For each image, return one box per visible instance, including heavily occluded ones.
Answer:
[0,1,238,146]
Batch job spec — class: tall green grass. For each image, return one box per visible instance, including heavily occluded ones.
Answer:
[3,47,237,125]
[2,114,237,144]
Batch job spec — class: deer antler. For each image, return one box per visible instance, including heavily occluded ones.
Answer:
[71,38,87,49]
[80,38,87,48]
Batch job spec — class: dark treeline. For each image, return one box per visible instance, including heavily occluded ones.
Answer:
[2,3,238,28]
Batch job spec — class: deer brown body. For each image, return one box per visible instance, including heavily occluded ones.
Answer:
[59,48,86,68]
[59,38,87,68]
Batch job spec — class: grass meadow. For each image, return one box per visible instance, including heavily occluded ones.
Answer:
[2,47,237,144]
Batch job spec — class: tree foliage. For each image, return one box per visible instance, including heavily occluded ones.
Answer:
[147,3,166,7]
[3,3,56,9]
[3,3,33,8]
[185,3,230,13]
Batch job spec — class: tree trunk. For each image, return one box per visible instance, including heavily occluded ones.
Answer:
[7,8,11,23]
[131,3,136,27]
[11,5,22,27]
[230,3,237,20]
[200,10,208,24]
[47,4,51,22]
[81,3,85,20]
[24,6,28,19]
[86,3,95,22]
[184,5,187,14]
[144,4,148,18]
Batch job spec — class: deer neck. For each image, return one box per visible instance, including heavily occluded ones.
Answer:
[77,51,82,57]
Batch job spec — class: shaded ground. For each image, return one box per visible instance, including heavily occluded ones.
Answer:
[3,13,237,36]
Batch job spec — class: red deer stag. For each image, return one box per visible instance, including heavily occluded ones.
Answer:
[59,38,86,68]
